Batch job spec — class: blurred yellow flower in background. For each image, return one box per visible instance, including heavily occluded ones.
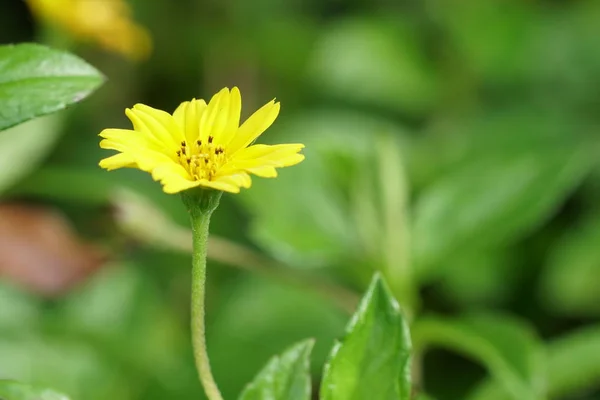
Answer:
[99,87,305,194]
[26,0,151,60]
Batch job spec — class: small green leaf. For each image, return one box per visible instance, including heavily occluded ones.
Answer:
[320,274,412,400]
[0,381,70,400]
[239,340,314,400]
[413,314,546,400]
[0,43,104,131]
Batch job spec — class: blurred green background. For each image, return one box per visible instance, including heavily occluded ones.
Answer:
[1,0,600,399]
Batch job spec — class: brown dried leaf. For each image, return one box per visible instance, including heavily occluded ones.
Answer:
[0,203,107,297]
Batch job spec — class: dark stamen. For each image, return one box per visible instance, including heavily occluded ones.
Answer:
[204,159,209,163]
[208,136,213,143]
[197,140,202,146]
[181,147,186,155]
[187,158,191,164]
[181,141,186,147]
[176,150,181,157]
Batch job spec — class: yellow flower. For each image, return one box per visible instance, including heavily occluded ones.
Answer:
[99,88,305,194]
[26,0,151,60]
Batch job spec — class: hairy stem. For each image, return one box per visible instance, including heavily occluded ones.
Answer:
[185,190,223,400]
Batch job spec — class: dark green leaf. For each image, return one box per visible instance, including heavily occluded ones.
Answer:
[239,340,314,400]
[0,43,104,131]
[0,381,70,400]
[413,314,545,400]
[320,274,412,400]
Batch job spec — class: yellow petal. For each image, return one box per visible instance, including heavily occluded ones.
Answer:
[172,101,189,128]
[245,165,278,178]
[99,153,137,170]
[99,138,173,171]
[197,179,241,193]
[220,143,304,174]
[217,172,252,189]
[233,143,304,161]
[163,177,203,194]
[199,88,229,144]
[150,163,200,194]
[99,138,127,152]
[99,128,164,152]
[151,162,192,182]
[269,153,305,167]
[173,99,207,145]
[219,86,241,146]
[128,104,183,151]
[227,100,280,154]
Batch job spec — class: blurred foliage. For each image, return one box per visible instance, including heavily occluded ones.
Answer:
[1,0,600,399]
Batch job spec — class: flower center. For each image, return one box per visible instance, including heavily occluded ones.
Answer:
[176,136,227,181]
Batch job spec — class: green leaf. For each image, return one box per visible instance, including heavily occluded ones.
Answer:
[413,112,593,277]
[319,274,412,400]
[468,324,600,400]
[0,381,70,400]
[239,340,314,400]
[0,43,104,131]
[413,314,546,400]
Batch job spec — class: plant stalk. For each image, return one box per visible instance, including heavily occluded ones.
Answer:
[184,190,223,400]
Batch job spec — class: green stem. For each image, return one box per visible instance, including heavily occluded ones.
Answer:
[184,190,223,400]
